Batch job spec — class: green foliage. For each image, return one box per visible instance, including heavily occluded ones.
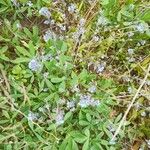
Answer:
[0,0,150,149]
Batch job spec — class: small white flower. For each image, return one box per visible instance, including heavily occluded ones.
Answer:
[58,98,66,105]
[43,30,56,42]
[140,40,146,46]
[90,99,100,107]
[70,107,75,112]
[28,111,38,121]
[109,139,116,145]
[137,42,141,47]
[79,95,91,108]
[62,14,66,19]
[51,20,55,25]
[88,85,96,93]
[73,26,85,42]
[78,94,100,108]
[127,32,134,37]
[146,80,150,86]
[129,4,135,11]
[0,77,4,84]
[79,18,86,26]
[134,102,141,110]
[43,72,49,78]
[28,59,42,71]
[96,62,106,73]
[135,23,147,33]
[68,4,76,13]
[141,111,146,117]
[44,104,50,109]
[39,7,51,18]
[16,23,21,29]
[11,0,19,6]
[40,54,52,61]
[59,24,66,31]
[128,87,132,93]
[71,85,80,93]
[92,36,99,42]
[27,1,33,7]
[79,27,85,35]
[55,110,64,125]
[107,124,115,132]
[38,107,45,112]
[44,20,51,25]
[67,101,75,109]
[146,139,150,148]
[98,16,109,26]
[122,76,130,82]
[128,57,135,62]
[128,48,134,55]
[43,88,48,92]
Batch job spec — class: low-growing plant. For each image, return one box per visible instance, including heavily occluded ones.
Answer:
[0,0,150,150]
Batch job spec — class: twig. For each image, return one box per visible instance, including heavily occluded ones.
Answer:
[73,0,98,60]
[0,69,10,92]
[21,84,31,105]
[111,64,150,142]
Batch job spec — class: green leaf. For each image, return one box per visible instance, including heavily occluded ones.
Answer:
[91,143,104,150]
[59,138,68,150]
[28,121,47,144]
[72,140,79,150]
[61,41,67,52]
[2,110,10,119]
[44,93,56,101]
[82,140,89,150]
[70,71,78,86]
[0,0,7,5]
[59,81,66,93]
[103,127,113,139]
[24,27,32,38]
[0,7,8,13]
[114,113,122,123]
[51,77,65,83]
[79,69,88,83]
[28,41,36,56]
[47,123,56,131]
[64,111,72,121]
[12,57,30,63]
[0,55,10,61]
[101,0,109,5]
[86,113,91,122]
[33,26,39,37]
[0,46,8,53]
[45,79,55,91]
[79,120,89,126]
[12,65,22,74]
[139,9,150,21]
[71,132,87,143]
[66,138,73,150]
[16,46,31,57]
[84,128,90,137]
[100,139,109,146]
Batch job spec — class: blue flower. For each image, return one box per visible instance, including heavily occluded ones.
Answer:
[39,7,51,18]
[28,59,42,71]
[55,110,64,125]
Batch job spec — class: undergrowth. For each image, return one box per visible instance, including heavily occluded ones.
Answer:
[0,0,150,149]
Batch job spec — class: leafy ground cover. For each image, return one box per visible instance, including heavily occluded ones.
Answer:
[0,0,150,149]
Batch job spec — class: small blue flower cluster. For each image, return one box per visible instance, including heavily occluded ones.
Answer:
[55,110,64,125]
[28,59,42,72]
[78,94,100,108]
